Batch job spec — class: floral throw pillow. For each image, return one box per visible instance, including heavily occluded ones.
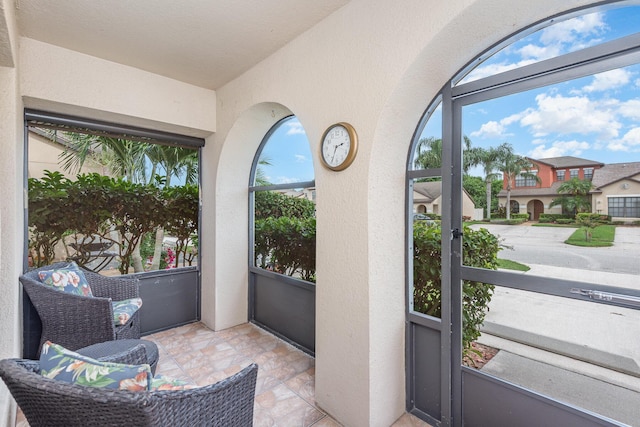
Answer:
[37,262,93,297]
[112,297,143,326]
[39,341,152,391]
[150,374,198,391]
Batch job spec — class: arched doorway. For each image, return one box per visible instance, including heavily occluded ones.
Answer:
[528,199,544,220]
[406,3,640,426]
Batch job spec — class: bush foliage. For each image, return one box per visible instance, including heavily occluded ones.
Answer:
[254,191,316,282]
[413,223,499,350]
[28,171,198,273]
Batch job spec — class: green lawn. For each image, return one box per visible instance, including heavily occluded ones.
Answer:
[565,224,615,247]
[531,223,578,228]
[497,258,530,271]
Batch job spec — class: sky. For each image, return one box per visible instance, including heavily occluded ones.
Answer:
[261,4,640,184]
[258,117,315,185]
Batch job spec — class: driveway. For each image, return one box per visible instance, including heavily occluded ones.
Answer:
[468,223,640,276]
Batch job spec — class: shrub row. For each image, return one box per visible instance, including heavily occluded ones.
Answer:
[413,223,499,351]
[29,171,198,273]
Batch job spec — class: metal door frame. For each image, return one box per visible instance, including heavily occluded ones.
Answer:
[407,28,640,427]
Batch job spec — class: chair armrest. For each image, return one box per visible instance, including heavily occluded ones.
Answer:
[93,344,148,366]
[148,363,258,426]
[83,269,139,301]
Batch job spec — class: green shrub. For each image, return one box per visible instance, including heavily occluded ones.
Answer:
[491,218,526,225]
[555,218,574,224]
[413,223,499,350]
[254,216,316,282]
[576,213,610,224]
[510,213,529,220]
[539,213,573,222]
[255,191,315,220]
[28,171,195,273]
[538,216,553,223]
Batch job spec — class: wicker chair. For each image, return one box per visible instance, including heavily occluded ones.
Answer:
[0,358,258,427]
[20,262,141,355]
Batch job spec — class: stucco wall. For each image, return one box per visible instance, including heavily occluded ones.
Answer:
[0,34,217,427]
[0,0,606,426]
[595,178,640,220]
[0,0,21,424]
[209,0,596,425]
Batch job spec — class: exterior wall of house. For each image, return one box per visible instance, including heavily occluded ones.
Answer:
[0,33,217,427]
[0,0,601,426]
[27,132,105,179]
[0,0,22,423]
[593,176,640,221]
[509,195,563,219]
[532,161,555,188]
[211,1,596,425]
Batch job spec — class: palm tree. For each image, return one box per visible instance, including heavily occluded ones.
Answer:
[549,178,593,216]
[145,145,199,270]
[59,133,148,183]
[58,132,199,273]
[472,143,511,220]
[498,144,540,220]
[415,135,476,172]
[254,156,273,186]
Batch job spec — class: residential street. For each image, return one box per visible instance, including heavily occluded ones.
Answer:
[469,223,640,276]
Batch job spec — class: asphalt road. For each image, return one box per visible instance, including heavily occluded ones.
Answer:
[468,223,640,276]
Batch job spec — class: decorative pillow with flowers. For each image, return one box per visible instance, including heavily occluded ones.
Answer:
[150,374,197,391]
[37,262,93,297]
[112,297,143,326]
[39,341,152,391]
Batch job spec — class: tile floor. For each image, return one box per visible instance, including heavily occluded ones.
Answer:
[16,322,433,426]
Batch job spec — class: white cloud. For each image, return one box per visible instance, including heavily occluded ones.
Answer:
[618,99,640,120]
[519,93,621,139]
[527,140,590,158]
[608,127,640,152]
[470,121,505,139]
[517,43,561,61]
[470,111,527,139]
[294,154,307,163]
[540,12,606,47]
[285,120,306,135]
[581,69,631,93]
[275,176,302,184]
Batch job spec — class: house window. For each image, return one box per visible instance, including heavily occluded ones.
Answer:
[515,171,538,187]
[510,200,520,214]
[584,168,594,181]
[556,170,565,181]
[570,169,579,179]
[608,197,640,218]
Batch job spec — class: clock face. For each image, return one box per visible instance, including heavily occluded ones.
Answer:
[321,123,357,171]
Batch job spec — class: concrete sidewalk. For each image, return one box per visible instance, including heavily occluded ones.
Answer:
[477,264,640,425]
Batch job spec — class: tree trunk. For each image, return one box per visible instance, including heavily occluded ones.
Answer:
[485,181,492,220]
[506,188,511,220]
[151,227,164,270]
[132,240,145,273]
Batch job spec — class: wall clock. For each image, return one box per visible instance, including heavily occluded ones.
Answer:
[320,122,358,171]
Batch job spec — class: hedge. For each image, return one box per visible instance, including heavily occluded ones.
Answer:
[413,223,499,351]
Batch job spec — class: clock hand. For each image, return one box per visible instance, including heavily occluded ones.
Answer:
[331,142,345,162]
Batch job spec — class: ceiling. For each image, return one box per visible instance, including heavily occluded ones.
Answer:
[14,0,350,90]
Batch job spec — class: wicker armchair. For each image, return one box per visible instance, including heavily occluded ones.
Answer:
[0,358,258,427]
[20,262,141,355]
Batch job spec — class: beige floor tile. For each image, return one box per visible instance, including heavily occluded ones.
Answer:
[15,322,431,427]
